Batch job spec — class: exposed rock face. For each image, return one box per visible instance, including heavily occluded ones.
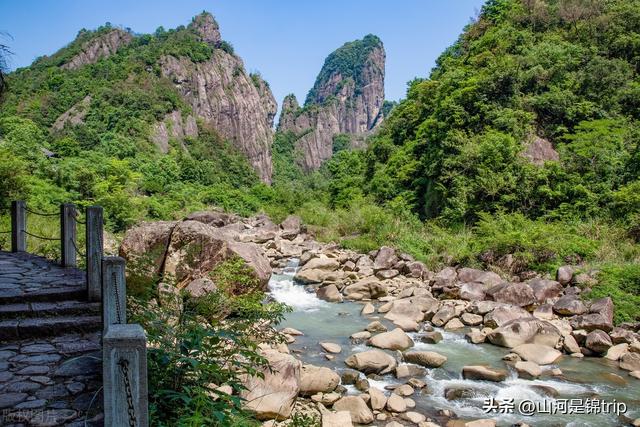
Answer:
[150,110,198,153]
[61,29,133,70]
[521,135,559,165]
[190,12,221,44]
[52,96,92,130]
[278,34,385,171]
[159,14,277,182]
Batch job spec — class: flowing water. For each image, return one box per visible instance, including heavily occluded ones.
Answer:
[269,259,640,426]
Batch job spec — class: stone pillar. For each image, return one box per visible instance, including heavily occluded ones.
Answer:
[60,203,77,267]
[86,206,103,302]
[102,256,126,334]
[103,324,149,427]
[11,200,26,252]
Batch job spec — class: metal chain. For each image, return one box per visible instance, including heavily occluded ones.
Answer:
[71,238,86,257]
[23,230,61,241]
[0,230,11,234]
[25,207,60,217]
[118,359,137,427]
[72,209,87,225]
[112,271,123,324]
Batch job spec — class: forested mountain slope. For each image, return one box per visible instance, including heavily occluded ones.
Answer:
[0,12,276,232]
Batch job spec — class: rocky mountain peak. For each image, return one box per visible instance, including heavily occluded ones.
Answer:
[61,28,133,70]
[157,14,277,183]
[278,35,386,171]
[189,12,221,45]
[305,34,384,108]
[282,94,300,113]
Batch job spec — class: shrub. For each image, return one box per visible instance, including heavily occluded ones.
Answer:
[130,257,290,426]
[586,263,640,324]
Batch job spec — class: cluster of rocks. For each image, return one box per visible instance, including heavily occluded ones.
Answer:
[287,248,639,378]
[119,211,639,426]
[0,333,103,427]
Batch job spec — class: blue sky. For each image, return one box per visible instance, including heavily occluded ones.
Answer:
[1,0,485,108]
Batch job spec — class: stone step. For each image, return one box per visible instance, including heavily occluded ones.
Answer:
[0,285,87,304]
[0,300,100,319]
[0,315,102,341]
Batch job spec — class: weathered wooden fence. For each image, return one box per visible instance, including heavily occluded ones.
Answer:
[3,201,148,426]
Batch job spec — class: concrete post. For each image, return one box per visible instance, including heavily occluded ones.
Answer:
[86,206,103,302]
[11,201,26,252]
[103,324,149,427]
[60,203,77,267]
[102,256,126,334]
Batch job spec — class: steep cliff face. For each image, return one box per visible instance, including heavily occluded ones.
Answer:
[278,35,385,171]
[61,29,133,70]
[159,13,277,182]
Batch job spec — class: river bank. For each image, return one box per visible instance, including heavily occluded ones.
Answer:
[119,211,640,426]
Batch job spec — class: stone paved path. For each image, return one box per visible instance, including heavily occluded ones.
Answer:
[0,251,103,426]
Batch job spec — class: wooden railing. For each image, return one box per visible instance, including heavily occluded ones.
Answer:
[3,200,149,427]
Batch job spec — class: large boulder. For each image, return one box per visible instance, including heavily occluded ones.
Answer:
[569,313,613,332]
[528,279,563,303]
[486,283,536,307]
[161,220,271,288]
[585,330,613,354]
[368,328,414,351]
[589,297,614,325]
[120,221,176,279]
[280,215,303,240]
[457,268,502,288]
[316,284,343,303]
[459,282,486,301]
[386,393,407,413]
[241,350,301,420]
[184,277,217,298]
[512,344,562,365]
[556,265,573,285]
[515,361,542,379]
[403,351,447,368]
[227,240,272,286]
[432,306,456,327]
[369,387,387,411]
[432,267,457,288]
[345,350,397,375]
[483,305,531,328]
[405,261,429,279]
[299,365,340,395]
[487,318,562,348]
[344,277,388,299]
[373,246,398,271]
[620,353,640,372]
[333,396,374,424]
[462,366,507,382]
[383,299,425,323]
[553,295,587,316]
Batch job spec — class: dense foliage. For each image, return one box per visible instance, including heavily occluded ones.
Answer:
[269,0,640,322]
[363,0,640,226]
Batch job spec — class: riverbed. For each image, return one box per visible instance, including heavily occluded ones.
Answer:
[269,258,640,426]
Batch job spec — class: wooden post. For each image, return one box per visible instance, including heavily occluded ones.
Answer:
[103,324,149,427]
[11,201,26,252]
[86,206,104,302]
[60,203,77,267]
[102,256,126,334]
